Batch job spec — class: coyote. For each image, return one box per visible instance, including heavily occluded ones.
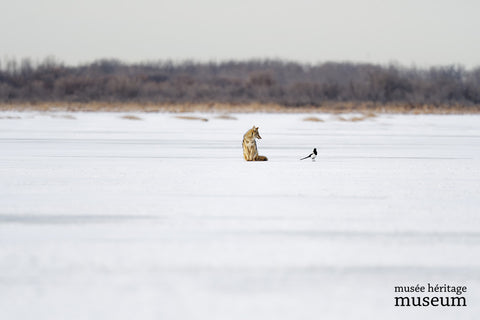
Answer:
[242,126,268,161]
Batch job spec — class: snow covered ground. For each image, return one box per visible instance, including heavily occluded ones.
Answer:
[0,112,479,319]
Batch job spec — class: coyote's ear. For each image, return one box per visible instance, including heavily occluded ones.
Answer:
[252,125,256,129]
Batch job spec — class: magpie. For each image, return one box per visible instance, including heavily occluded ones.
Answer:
[300,148,317,161]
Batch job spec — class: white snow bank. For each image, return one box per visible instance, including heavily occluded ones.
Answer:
[0,112,479,319]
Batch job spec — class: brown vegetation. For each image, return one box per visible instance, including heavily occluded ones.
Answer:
[336,112,377,122]
[303,116,324,122]
[0,115,21,119]
[175,115,209,122]
[1,58,479,113]
[215,114,237,120]
[1,101,478,114]
[121,115,142,120]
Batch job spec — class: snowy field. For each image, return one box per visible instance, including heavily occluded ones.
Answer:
[0,112,479,319]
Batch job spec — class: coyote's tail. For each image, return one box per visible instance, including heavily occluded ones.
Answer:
[255,155,268,161]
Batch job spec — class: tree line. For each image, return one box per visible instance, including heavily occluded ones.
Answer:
[1,57,479,108]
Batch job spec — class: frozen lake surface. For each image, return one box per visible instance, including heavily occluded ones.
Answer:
[1,112,479,319]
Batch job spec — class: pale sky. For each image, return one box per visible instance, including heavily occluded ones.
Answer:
[1,0,479,67]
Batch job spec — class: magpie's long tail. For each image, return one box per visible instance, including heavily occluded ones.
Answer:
[300,155,310,160]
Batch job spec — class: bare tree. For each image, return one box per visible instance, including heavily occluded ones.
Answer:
[0,57,479,108]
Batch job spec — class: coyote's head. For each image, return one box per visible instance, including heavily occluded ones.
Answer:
[251,126,261,139]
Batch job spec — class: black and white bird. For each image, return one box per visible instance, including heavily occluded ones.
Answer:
[300,148,317,161]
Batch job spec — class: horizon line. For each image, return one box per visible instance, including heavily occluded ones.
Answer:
[1,55,479,71]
